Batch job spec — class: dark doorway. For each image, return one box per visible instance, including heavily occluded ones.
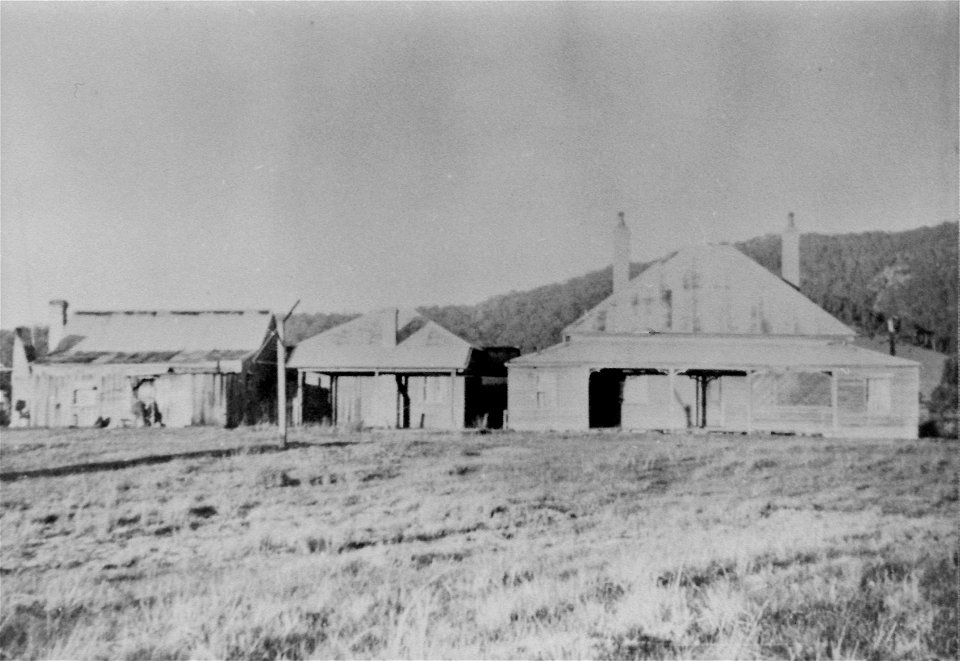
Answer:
[589,369,625,428]
[301,382,332,425]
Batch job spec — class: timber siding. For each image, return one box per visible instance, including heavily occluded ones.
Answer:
[507,366,588,430]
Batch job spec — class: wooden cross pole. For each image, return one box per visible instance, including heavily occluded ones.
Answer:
[277,300,300,448]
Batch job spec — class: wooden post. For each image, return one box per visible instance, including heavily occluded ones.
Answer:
[450,370,457,428]
[699,376,707,428]
[667,369,676,430]
[276,300,300,448]
[293,370,304,426]
[331,375,338,427]
[746,371,753,434]
[831,370,839,433]
[277,316,287,448]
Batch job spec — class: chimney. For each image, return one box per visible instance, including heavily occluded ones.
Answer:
[781,212,800,288]
[381,308,398,348]
[48,299,68,352]
[613,211,630,296]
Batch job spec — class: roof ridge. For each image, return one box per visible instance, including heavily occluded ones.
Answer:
[74,309,272,316]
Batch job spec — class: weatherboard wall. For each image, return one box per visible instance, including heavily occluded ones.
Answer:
[330,373,466,429]
[621,374,697,430]
[506,365,589,430]
[506,360,919,438]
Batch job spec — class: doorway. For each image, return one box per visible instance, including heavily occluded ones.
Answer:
[589,369,625,428]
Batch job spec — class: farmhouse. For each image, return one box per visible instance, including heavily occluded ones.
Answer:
[507,213,920,439]
[13,301,277,428]
[287,309,517,429]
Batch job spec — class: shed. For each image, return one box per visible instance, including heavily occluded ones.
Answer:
[18,301,277,428]
[507,214,920,439]
[287,309,517,429]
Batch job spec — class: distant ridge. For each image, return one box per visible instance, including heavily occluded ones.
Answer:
[2,222,956,364]
[418,221,958,356]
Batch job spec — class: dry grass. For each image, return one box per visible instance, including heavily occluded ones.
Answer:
[0,428,957,659]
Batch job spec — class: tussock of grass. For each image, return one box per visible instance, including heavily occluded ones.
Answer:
[0,429,956,659]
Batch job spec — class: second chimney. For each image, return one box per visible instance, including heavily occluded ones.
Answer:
[781,212,800,288]
[381,308,398,348]
[48,299,68,352]
[613,211,631,296]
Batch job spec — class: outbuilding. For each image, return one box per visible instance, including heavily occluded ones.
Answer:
[507,214,920,439]
[14,302,277,428]
[287,309,517,429]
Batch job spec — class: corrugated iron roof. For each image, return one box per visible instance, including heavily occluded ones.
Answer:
[510,335,918,370]
[565,245,855,337]
[40,310,273,367]
[288,309,475,371]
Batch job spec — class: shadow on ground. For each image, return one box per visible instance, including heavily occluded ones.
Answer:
[0,440,358,483]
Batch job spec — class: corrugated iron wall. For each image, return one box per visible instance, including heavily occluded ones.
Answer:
[28,368,243,428]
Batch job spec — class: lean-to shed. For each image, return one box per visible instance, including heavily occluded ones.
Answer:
[16,302,277,428]
[507,214,920,438]
[287,309,517,429]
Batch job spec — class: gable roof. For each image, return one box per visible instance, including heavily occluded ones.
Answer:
[40,310,274,369]
[565,244,854,337]
[287,309,476,371]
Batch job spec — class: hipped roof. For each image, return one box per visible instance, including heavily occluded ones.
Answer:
[510,335,918,371]
[566,245,855,337]
[288,309,475,371]
[40,310,274,370]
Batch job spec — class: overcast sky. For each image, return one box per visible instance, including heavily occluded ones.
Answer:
[2,1,957,327]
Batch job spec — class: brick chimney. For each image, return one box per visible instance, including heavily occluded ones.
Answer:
[781,212,800,288]
[48,299,68,352]
[381,308,398,348]
[613,211,630,296]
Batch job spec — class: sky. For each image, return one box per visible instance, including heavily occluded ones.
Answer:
[2,1,957,327]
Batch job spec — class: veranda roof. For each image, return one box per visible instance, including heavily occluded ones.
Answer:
[510,335,919,371]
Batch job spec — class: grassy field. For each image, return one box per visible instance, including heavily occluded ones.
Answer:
[0,427,957,660]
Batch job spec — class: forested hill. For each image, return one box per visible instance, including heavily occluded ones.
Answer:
[2,222,956,366]
[418,221,958,355]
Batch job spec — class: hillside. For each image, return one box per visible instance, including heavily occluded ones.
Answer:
[416,221,957,355]
[3,222,956,363]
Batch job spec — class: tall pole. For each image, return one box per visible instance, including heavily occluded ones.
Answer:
[277,300,301,449]
[276,315,287,448]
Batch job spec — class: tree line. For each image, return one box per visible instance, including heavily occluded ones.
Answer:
[4,221,956,385]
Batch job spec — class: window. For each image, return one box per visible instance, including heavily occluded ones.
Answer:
[774,372,831,407]
[867,378,891,413]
